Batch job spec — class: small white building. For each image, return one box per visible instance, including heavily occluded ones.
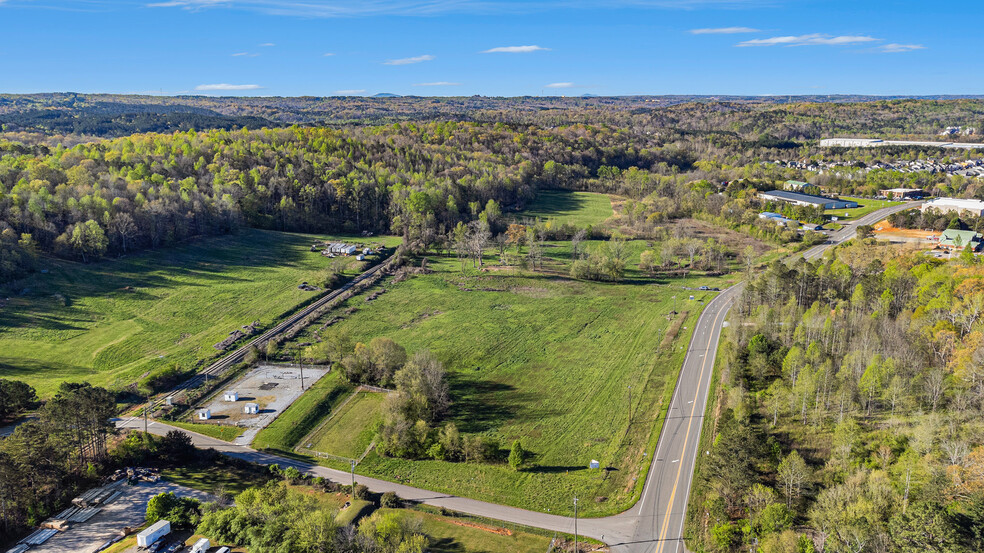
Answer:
[223,391,239,402]
[589,460,600,469]
[244,403,260,415]
[198,409,211,420]
[362,247,372,255]
[356,254,365,261]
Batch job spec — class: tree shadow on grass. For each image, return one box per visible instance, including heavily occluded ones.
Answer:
[423,538,466,553]
[521,191,589,219]
[447,374,520,434]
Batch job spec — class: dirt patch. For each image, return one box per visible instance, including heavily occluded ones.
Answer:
[873,220,940,241]
[448,519,512,536]
[213,320,261,351]
[258,382,279,391]
[660,311,689,349]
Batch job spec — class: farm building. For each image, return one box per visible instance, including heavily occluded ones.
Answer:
[197,409,211,420]
[879,188,924,200]
[938,229,983,251]
[223,391,239,402]
[759,190,858,210]
[326,243,358,255]
[244,403,260,414]
[784,180,810,191]
[921,198,984,217]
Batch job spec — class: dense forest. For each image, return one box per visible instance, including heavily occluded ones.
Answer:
[688,243,984,553]
[6,96,984,284]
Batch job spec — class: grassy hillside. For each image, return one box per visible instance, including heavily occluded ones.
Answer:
[0,229,399,396]
[518,190,614,228]
[282,248,734,516]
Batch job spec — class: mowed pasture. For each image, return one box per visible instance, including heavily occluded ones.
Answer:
[825,196,902,221]
[516,190,614,228]
[0,229,399,396]
[307,391,387,459]
[290,250,733,516]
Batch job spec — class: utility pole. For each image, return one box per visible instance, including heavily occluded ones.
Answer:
[144,396,149,434]
[296,348,305,391]
[573,496,579,553]
[350,459,356,493]
[628,385,632,421]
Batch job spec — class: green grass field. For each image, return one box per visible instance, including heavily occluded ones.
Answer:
[252,370,354,454]
[518,190,614,228]
[308,391,386,459]
[825,196,902,221]
[0,229,399,396]
[165,419,245,441]
[282,247,733,516]
[378,509,552,553]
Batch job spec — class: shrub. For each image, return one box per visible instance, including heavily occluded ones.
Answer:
[380,491,399,508]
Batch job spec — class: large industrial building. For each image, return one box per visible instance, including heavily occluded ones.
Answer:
[821,138,984,150]
[759,190,859,210]
[920,198,984,217]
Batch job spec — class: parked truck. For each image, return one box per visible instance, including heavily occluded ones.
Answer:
[190,537,210,553]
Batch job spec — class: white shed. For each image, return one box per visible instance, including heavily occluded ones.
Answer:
[362,247,371,255]
[223,391,239,402]
[589,459,600,469]
[244,403,260,415]
[356,254,365,261]
[197,409,211,420]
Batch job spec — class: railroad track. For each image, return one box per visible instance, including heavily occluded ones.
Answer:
[142,254,393,414]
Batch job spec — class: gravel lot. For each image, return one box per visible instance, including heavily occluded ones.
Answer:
[195,364,328,446]
[30,481,211,553]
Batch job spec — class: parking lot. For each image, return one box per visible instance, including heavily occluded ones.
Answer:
[29,481,211,553]
[194,364,328,445]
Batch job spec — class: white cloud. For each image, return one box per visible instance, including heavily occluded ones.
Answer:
[195,83,263,91]
[323,52,336,57]
[737,34,879,47]
[690,27,759,34]
[334,89,366,94]
[384,54,434,65]
[259,42,275,47]
[146,0,769,17]
[545,82,576,88]
[878,43,926,53]
[413,81,462,86]
[232,52,260,57]
[481,45,550,53]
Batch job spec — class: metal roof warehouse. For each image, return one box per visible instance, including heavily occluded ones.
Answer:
[759,190,859,210]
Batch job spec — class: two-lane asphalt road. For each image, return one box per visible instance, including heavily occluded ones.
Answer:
[116,202,919,552]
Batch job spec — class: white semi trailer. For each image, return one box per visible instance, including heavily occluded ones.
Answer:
[136,520,171,548]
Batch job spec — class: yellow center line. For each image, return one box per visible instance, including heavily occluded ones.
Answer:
[653,294,729,553]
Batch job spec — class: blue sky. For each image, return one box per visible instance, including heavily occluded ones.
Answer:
[0,0,979,97]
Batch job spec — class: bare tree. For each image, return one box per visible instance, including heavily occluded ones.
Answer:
[571,228,587,261]
[922,368,948,412]
[109,212,137,253]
